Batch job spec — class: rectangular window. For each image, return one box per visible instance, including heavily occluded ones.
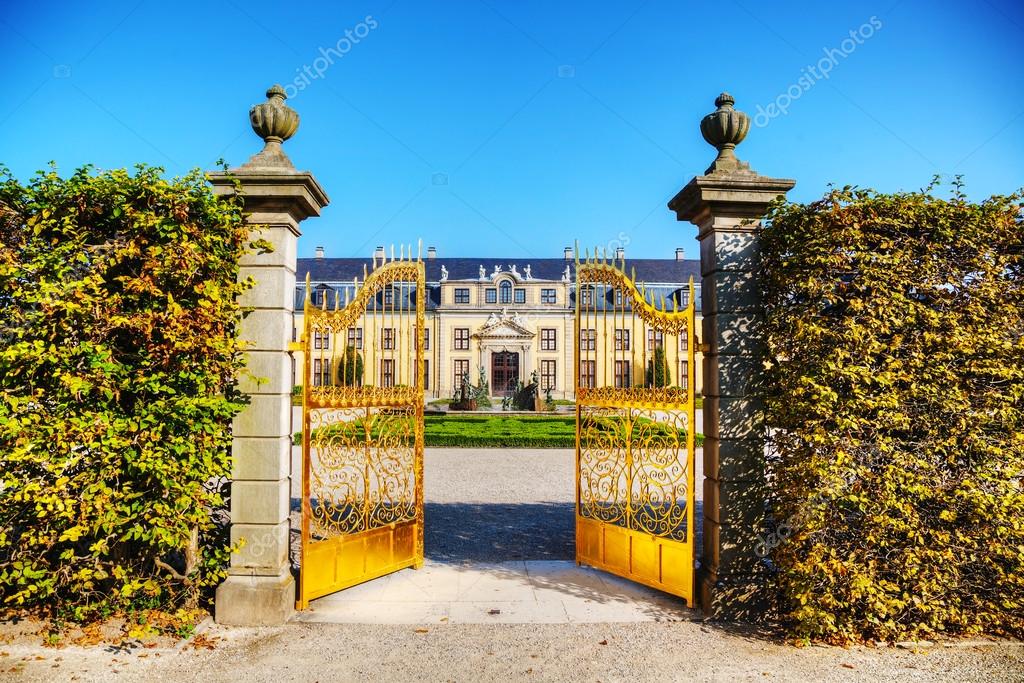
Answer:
[579,360,596,389]
[614,288,623,306]
[313,330,329,350]
[580,287,592,306]
[485,288,497,304]
[541,288,557,304]
[647,329,664,351]
[422,359,430,389]
[382,327,395,350]
[679,332,688,351]
[453,359,470,389]
[424,327,430,350]
[679,360,689,384]
[614,360,631,388]
[347,327,363,350]
[540,328,557,351]
[514,288,526,304]
[383,288,394,306]
[381,359,394,388]
[579,328,596,351]
[453,327,470,350]
[313,358,332,387]
[454,288,470,304]
[614,329,630,351]
[541,359,557,391]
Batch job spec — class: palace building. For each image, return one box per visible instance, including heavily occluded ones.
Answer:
[293,246,703,400]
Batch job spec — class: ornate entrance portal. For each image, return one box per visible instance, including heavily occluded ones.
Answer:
[296,254,425,609]
[491,351,520,395]
[573,248,698,606]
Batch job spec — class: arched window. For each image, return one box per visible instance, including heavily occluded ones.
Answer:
[499,280,512,304]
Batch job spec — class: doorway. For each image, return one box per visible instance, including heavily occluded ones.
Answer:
[491,351,520,395]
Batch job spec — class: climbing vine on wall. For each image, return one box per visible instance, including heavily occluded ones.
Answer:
[759,180,1024,643]
[0,164,264,622]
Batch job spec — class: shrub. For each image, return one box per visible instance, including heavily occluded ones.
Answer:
[336,345,363,386]
[645,346,671,387]
[0,164,260,622]
[759,181,1024,643]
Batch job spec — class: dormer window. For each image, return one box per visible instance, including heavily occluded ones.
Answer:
[499,280,512,304]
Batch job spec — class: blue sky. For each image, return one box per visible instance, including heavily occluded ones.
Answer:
[2,1,1021,259]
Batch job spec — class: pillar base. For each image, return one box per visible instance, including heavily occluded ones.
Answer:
[214,571,295,626]
[699,569,772,622]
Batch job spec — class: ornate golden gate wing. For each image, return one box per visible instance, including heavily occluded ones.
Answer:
[574,246,697,605]
[297,247,425,609]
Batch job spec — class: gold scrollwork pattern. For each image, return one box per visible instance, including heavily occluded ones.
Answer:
[307,407,416,540]
[578,406,691,541]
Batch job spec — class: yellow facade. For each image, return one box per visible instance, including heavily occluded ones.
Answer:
[293,253,703,401]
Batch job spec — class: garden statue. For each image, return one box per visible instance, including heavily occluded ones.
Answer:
[524,264,532,279]
[479,264,486,279]
[562,264,571,282]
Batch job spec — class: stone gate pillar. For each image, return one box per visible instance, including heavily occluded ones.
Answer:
[668,93,794,620]
[209,85,329,625]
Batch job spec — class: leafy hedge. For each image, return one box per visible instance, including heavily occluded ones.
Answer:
[0,165,258,622]
[759,181,1024,643]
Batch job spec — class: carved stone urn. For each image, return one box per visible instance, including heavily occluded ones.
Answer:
[240,85,300,170]
[699,92,751,174]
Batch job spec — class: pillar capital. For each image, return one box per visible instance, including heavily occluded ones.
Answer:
[208,171,329,233]
[668,172,795,233]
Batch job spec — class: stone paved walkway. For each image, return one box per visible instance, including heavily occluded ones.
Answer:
[297,560,696,624]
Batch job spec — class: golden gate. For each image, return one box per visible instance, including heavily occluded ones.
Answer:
[296,247,425,609]
[574,246,698,605]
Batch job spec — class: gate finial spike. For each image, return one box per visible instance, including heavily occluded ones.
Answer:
[304,272,311,304]
[344,287,349,307]
[584,247,590,263]
[390,244,395,262]
[364,263,369,281]
[574,239,580,266]
[399,244,405,261]
[334,290,340,310]
[631,266,636,283]
[660,293,666,311]
[417,239,422,262]
[407,244,413,263]
[672,295,678,312]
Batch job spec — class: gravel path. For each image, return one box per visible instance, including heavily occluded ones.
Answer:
[6,622,1022,682]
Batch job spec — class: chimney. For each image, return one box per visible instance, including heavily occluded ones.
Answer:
[373,246,385,260]
[675,247,685,261]
[615,247,625,260]
[427,246,437,260]
[315,246,325,259]
[564,246,573,260]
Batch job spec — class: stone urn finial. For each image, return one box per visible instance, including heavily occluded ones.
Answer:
[239,85,299,171]
[699,92,752,175]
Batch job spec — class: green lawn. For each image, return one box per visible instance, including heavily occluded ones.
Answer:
[296,414,703,449]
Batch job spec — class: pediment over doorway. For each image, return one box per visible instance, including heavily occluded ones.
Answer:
[474,311,534,340]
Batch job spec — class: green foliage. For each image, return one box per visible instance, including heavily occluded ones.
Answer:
[759,181,1024,643]
[0,164,260,621]
[296,414,705,449]
[336,345,363,386]
[645,346,671,387]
